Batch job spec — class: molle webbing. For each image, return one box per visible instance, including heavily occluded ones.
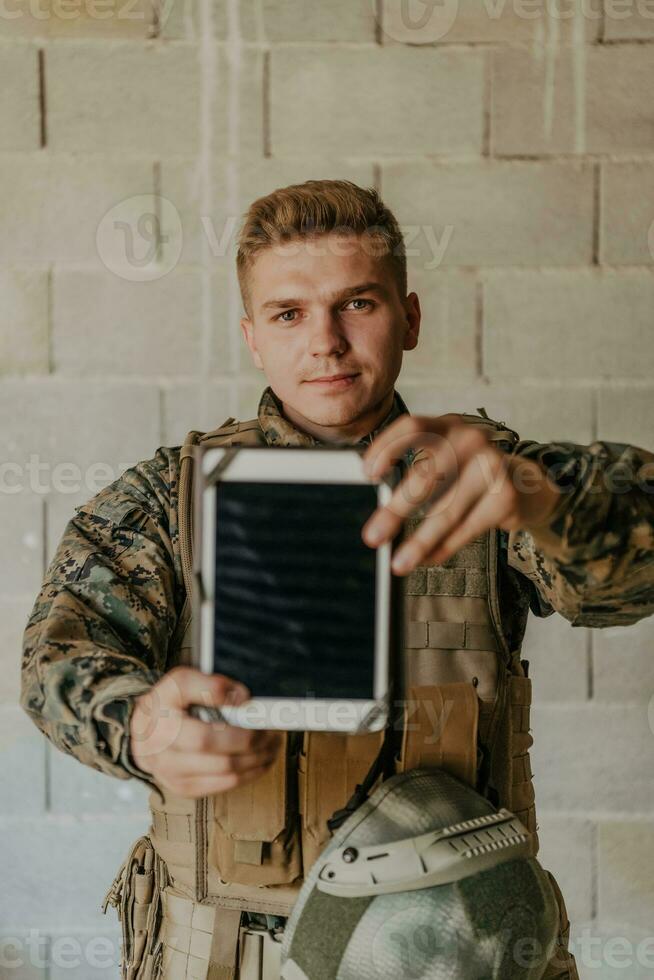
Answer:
[406,621,499,651]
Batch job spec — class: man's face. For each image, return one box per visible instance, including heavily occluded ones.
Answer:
[240,233,420,433]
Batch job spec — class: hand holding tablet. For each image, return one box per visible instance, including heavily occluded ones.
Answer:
[191,446,404,733]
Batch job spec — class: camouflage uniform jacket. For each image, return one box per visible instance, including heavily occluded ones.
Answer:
[20,386,654,790]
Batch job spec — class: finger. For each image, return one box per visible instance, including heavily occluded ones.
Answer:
[170,764,273,799]
[173,717,281,756]
[163,748,279,780]
[363,426,491,547]
[424,476,517,567]
[362,415,458,480]
[390,456,488,572]
[390,451,500,573]
[157,668,250,712]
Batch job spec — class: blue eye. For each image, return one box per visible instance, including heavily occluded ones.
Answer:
[277,310,297,322]
[347,298,372,311]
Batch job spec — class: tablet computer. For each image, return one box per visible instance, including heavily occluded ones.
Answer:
[192,446,402,733]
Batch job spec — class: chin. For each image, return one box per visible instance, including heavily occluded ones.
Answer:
[301,405,359,428]
[297,405,359,429]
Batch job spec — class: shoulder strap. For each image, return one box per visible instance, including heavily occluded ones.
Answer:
[457,407,520,448]
[172,416,263,655]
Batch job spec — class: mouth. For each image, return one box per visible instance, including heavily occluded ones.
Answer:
[305,373,360,389]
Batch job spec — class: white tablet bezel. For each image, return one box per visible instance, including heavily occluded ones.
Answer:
[197,447,393,733]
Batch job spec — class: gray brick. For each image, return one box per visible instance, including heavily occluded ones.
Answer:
[484,272,654,380]
[530,703,654,812]
[593,616,654,702]
[601,162,654,266]
[48,744,150,816]
[0,152,153,264]
[164,0,376,41]
[397,383,594,444]
[522,609,589,704]
[0,268,49,374]
[492,44,654,155]
[47,41,200,154]
[162,0,252,38]
[382,162,593,267]
[399,271,477,381]
[260,0,376,40]
[161,381,233,446]
[0,706,46,815]
[271,47,484,157]
[236,380,264,420]
[0,494,43,594]
[0,596,34,707]
[210,47,265,159]
[535,812,594,923]
[0,380,160,499]
[597,386,654,448]
[380,0,602,44]
[0,42,39,150]
[0,814,148,931]
[52,267,203,377]
[604,0,654,38]
[598,821,654,932]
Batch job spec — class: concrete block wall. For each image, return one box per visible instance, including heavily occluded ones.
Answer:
[1,1,653,976]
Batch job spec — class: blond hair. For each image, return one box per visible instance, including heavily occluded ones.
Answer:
[236,179,407,318]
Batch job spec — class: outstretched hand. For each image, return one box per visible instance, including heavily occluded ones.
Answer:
[130,667,282,798]
[361,414,563,575]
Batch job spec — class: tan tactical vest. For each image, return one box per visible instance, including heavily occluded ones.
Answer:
[106,411,578,980]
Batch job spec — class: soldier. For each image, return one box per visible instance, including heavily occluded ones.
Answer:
[21,179,654,980]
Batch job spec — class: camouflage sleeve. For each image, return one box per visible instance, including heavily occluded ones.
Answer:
[506,439,654,628]
[20,447,182,787]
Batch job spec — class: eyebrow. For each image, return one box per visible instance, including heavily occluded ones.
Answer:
[260,281,388,313]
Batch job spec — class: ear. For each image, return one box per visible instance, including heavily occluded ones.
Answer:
[240,316,264,370]
[402,292,421,352]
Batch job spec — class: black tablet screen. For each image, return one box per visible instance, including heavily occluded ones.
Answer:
[213,481,378,699]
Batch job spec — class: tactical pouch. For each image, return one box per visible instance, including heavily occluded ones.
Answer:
[298,730,385,872]
[507,671,538,849]
[396,682,479,788]
[102,835,168,980]
[541,869,581,980]
[209,732,302,886]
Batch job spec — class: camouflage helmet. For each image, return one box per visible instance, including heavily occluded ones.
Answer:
[281,768,559,980]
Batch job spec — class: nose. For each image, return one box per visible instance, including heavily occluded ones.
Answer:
[308,309,348,358]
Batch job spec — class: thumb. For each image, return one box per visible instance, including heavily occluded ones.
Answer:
[160,667,250,711]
